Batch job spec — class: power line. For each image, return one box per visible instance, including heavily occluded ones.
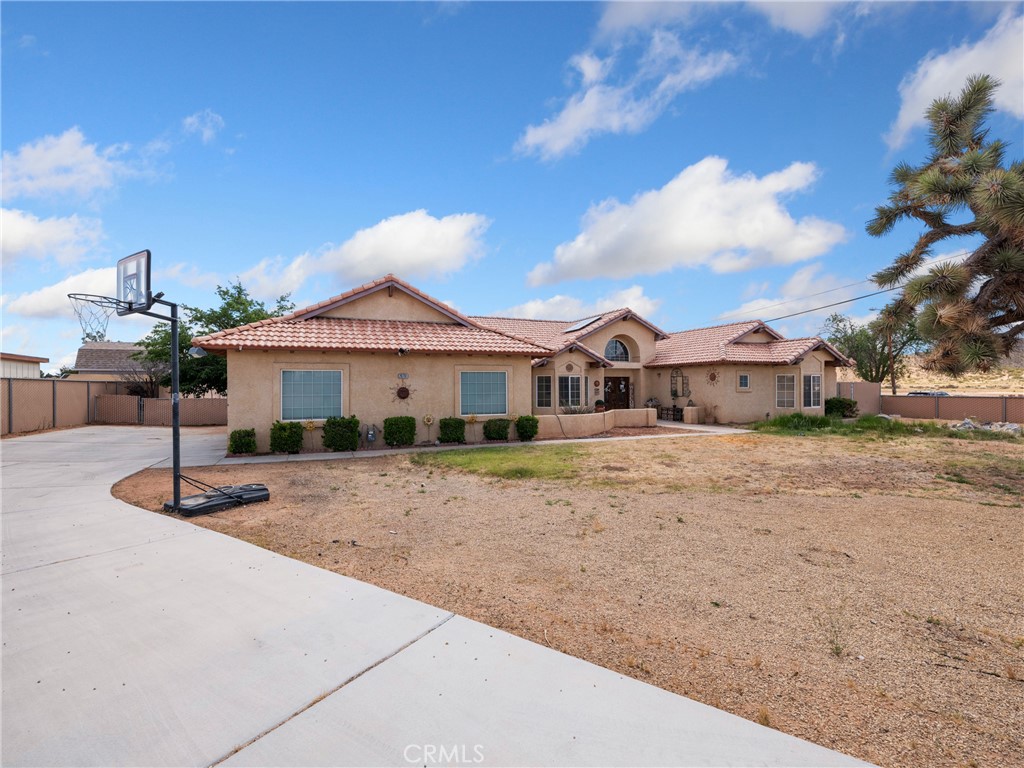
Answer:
[726,250,970,325]
[764,286,899,322]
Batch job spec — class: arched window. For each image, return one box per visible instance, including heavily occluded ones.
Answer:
[604,339,630,362]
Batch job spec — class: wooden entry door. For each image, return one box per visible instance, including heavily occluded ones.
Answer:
[604,376,630,410]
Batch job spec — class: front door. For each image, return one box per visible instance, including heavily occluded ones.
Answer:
[604,376,630,410]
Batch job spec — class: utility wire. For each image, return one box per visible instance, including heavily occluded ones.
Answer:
[728,250,969,325]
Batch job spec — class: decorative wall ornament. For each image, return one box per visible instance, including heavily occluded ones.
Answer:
[391,380,416,401]
[422,414,434,426]
[705,368,720,386]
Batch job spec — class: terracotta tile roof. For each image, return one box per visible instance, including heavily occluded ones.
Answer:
[472,309,668,365]
[647,320,851,367]
[73,341,144,372]
[194,317,552,356]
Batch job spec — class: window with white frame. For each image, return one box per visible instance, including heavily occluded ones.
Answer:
[281,370,342,421]
[776,374,795,408]
[803,374,822,408]
[604,339,630,362]
[558,375,581,407]
[460,371,507,416]
[536,375,552,408]
[738,372,751,391]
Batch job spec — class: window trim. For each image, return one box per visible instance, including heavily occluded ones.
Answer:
[803,373,822,408]
[604,338,630,362]
[280,369,343,422]
[459,370,508,417]
[535,375,552,409]
[776,374,795,409]
[558,374,582,408]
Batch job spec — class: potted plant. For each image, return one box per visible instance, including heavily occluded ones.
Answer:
[594,399,606,413]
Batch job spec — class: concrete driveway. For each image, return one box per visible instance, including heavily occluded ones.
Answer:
[1,426,869,767]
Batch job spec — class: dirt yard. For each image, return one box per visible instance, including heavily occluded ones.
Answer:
[114,431,1024,768]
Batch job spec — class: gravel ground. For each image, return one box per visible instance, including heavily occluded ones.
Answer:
[114,431,1024,768]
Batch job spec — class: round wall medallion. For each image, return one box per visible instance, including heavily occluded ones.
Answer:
[396,386,410,399]
[566,363,575,372]
[706,369,720,386]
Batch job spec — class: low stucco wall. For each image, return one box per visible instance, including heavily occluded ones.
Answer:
[535,408,656,440]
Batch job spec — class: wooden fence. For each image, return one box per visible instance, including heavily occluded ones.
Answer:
[1,378,226,436]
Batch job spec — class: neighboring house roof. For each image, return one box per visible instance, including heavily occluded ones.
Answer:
[193,275,552,357]
[73,341,144,372]
[0,352,49,364]
[472,309,670,367]
[647,320,851,367]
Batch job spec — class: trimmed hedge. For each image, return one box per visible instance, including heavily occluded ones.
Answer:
[515,415,539,442]
[270,420,304,454]
[438,417,466,444]
[483,418,511,441]
[228,428,257,454]
[323,415,360,451]
[383,416,417,447]
[825,397,859,418]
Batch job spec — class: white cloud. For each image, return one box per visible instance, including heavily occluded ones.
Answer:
[1,208,103,266]
[499,285,662,321]
[597,2,696,35]
[157,262,222,289]
[719,264,859,326]
[529,156,847,285]
[182,109,226,144]
[750,2,837,37]
[6,267,116,319]
[886,11,1024,150]
[2,127,128,200]
[516,30,737,160]
[238,209,491,300]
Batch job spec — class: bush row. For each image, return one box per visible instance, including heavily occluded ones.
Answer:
[229,413,541,454]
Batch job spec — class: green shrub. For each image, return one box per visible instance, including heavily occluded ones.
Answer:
[383,416,417,447]
[515,415,539,442]
[270,420,304,453]
[228,428,257,454]
[438,417,466,444]
[483,418,511,441]
[322,415,360,451]
[825,397,859,418]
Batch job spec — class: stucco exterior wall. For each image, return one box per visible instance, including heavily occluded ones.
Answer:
[644,353,840,424]
[531,317,661,413]
[227,350,534,452]
[535,408,657,439]
[318,289,454,323]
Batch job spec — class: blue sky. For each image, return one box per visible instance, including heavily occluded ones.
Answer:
[2,1,1022,373]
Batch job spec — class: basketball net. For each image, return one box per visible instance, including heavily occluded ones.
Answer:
[68,294,121,342]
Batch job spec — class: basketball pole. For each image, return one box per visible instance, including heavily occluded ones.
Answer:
[137,296,181,510]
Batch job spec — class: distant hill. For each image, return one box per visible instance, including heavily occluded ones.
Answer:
[838,346,1024,395]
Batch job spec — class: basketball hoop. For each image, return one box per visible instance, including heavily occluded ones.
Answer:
[68,293,130,342]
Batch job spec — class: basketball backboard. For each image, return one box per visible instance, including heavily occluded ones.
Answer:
[116,250,153,316]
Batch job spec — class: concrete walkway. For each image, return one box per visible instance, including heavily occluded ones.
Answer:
[2,426,868,767]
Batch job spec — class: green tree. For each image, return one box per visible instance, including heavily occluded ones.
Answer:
[821,312,923,393]
[867,74,1024,374]
[135,280,294,396]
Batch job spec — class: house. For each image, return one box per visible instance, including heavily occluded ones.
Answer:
[1,352,49,379]
[68,341,146,381]
[194,274,849,450]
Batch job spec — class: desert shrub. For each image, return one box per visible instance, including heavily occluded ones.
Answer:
[560,404,595,414]
[228,428,257,454]
[322,415,360,451]
[825,397,859,418]
[515,415,539,442]
[383,416,417,447]
[438,417,466,444]
[483,418,511,441]
[270,420,304,453]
